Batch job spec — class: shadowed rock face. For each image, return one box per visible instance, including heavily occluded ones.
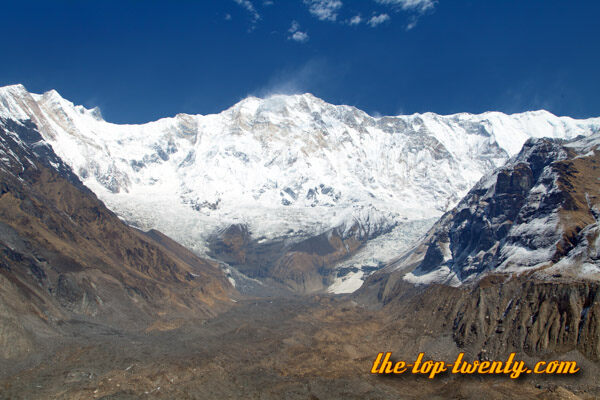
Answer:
[452,277,600,361]
[270,227,364,293]
[359,275,600,362]
[209,222,371,294]
[417,139,573,280]
[367,135,600,290]
[209,224,251,265]
[0,119,234,359]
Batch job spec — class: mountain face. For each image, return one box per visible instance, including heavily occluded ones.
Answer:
[371,134,600,290]
[0,117,234,359]
[356,134,600,362]
[1,84,599,294]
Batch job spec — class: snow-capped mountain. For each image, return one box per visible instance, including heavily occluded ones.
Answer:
[368,133,600,292]
[1,83,599,293]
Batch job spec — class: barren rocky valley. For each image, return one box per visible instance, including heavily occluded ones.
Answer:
[2,291,600,400]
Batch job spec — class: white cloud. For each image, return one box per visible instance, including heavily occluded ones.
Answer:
[304,0,343,22]
[348,15,362,25]
[225,13,232,21]
[233,0,261,24]
[263,0,274,4]
[374,0,436,29]
[288,20,309,42]
[406,19,418,30]
[367,13,390,27]
[374,0,436,13]
[290,31,309,42]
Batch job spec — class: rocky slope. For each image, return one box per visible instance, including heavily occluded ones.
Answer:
[0,118,234,360]
[359,273,600,364]
[1,83,599,294]
[358,133,600,363]
[373,133,600,288]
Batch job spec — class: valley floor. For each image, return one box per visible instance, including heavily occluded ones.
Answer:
[0,295,596,400]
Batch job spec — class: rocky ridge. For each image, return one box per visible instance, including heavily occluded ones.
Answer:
[0,117,235,360]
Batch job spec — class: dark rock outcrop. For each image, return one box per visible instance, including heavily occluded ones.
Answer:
[209,220,384,294]
[363,275,600,362]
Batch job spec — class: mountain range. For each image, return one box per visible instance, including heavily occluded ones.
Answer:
[1,84,598,294]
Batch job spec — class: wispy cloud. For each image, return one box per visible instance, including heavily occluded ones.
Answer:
[233,0,261,27]
[288,21,310,42]
[252,59,337,97]
[230,0,434,34]
[348,15,362,25]
[303,0,343,22]
[374,0,436,29]
[374,0,436,13]
[367,13,390,27]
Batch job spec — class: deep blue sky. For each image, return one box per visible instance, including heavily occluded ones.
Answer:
[2,0,598,123]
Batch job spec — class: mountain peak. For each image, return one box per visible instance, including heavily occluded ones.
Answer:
[228,92,324,114]
[0,83,27,93]
[41,88,65,101]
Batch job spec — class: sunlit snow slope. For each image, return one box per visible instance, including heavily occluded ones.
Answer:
[1,84,598,292]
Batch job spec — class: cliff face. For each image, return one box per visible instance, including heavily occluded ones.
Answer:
[0,119,234,359]
[360,275,600,362]
[452,277,600,361]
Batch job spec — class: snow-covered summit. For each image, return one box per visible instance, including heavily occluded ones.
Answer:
[0,84,598,268]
